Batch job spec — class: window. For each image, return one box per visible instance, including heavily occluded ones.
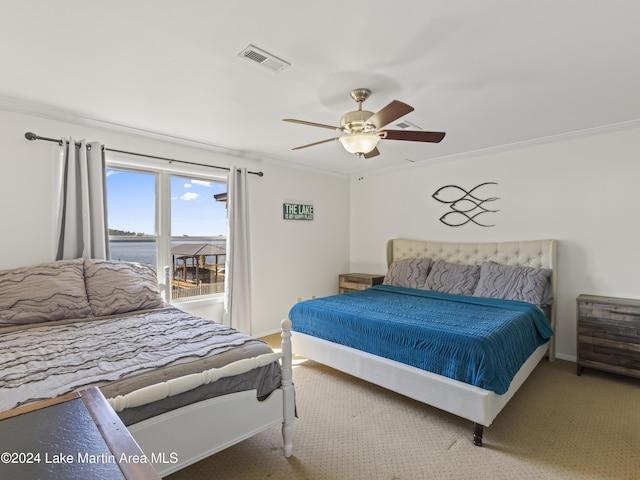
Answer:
[169,174,227,298]
[106,169,157,266]
[106,166,227,300]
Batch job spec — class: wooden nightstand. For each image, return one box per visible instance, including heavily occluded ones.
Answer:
[576,294,640,378]
[339,273,385,293]
[0,387,161,480]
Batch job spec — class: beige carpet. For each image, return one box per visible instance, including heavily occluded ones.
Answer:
[167,345,639,480]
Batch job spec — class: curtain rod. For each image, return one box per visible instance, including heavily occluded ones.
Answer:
[24,132,264,177]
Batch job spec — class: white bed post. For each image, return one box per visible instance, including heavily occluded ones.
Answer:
[163,266,172,303]
[280,318,294,457]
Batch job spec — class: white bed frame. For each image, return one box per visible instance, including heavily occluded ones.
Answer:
[291,238,557,446]
[105,267,295,477]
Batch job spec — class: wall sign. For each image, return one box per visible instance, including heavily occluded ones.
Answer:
[432,182,500,227]
[283,203,314,220]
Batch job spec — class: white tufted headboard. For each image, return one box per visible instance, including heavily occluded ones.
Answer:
[386,238,558,360]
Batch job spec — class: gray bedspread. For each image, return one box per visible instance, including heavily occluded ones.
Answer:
[0,307,281,424]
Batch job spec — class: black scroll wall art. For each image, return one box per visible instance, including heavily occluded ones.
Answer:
[432,182,500,227]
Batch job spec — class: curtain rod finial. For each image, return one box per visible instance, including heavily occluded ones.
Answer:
[25,132,38,141]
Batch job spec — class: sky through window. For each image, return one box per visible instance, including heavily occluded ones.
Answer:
[106,169,227,237]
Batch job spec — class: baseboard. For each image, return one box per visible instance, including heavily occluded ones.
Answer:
[554,352,577,362]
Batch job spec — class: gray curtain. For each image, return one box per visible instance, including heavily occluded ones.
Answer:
[223,166,252,334]
[54,138,109,260]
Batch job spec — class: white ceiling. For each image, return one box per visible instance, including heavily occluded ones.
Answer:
[2,1,640,177]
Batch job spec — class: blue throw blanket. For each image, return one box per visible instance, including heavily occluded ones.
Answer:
[290,285,554,394]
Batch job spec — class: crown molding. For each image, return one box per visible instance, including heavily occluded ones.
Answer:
[355,118,640,180]
[0,93,351,180]
[3,93,637,182]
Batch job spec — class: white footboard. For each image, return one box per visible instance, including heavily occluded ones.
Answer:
[108,352,282,412]
[113,319,294,477]
[128,389,285,477]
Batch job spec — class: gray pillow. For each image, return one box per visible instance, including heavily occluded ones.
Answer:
[383,258,431,289]
[423,261,481,296]
[84,259,164,317]
[0,258,92,326]
[473,262,551,306]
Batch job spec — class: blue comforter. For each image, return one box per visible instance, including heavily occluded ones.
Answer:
[289,285,554,394]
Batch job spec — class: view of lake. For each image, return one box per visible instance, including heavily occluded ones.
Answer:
[110,239,227,270]
[110,241,157,267]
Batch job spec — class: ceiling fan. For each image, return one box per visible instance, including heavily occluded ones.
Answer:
[283,88,445,158]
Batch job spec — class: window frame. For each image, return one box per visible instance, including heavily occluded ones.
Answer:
[105,155,228,304]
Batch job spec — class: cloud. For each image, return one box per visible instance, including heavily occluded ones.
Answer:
[184,182,192,188]
[191,180,211,187]
[106,170,118,177]
[180,192,199,201]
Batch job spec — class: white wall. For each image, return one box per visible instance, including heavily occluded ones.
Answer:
[0,109,350,336]
[250,162,350,335]
[4,105,637,357]
[349,126,640,361]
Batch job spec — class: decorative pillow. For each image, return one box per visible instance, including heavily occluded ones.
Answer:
[84,259,164,317]
[423,261,481,296]
[0,258,92,326]
[473,262,551,306]
[383,258,431,289]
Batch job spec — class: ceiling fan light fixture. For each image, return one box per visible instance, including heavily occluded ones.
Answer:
[339,133,381,155]
[285,88,445,156]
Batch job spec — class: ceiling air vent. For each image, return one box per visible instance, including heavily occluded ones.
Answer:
[238,44,290,73]
[395,120,422,130]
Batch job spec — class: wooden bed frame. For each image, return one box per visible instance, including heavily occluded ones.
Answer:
[291,238,557,446]
[104,267,295,477]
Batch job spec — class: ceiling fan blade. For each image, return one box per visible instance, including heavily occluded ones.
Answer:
[283,119,341,131]
[363,147,380,159]
[292,137,340,150]
[381,130,446,143]
[366,100,414,130]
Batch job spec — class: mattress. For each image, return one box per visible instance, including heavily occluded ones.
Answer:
[0,306,281,424]
[289,285,553,394]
